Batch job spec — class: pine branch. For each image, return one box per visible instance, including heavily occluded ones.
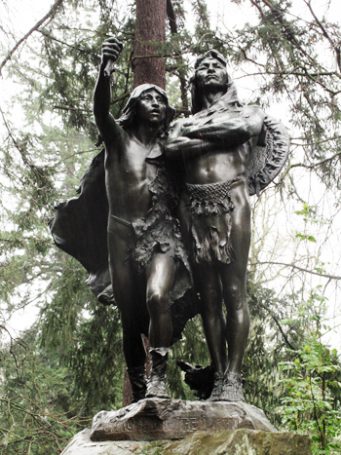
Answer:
[0,0,64,76]
[37,28,90,54]
[256,305,296,351]
[303,0,341,73]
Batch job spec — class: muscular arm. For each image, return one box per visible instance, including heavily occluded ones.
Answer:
[93,65,120,145]
[165,107,265,160]
[165,118,215,159]
[93,37,123,147]
[164,136,216,160]
[185,106,265,146]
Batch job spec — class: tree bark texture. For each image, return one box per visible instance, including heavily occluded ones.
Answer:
[133,0,167,89]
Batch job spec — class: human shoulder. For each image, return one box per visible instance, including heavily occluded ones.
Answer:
[169,117,186,132]
[99,113,128,147]
[103,122,130,158]
[168,117,188,139]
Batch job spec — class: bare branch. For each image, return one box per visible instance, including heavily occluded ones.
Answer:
[0,0,64,76]
[289,152,341,170]
[250,261,341,281]
[303,0,341,73]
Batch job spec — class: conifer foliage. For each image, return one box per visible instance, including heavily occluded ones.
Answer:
[0,1,340,453]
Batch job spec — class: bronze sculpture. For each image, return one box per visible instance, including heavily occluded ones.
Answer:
[94,38,194,401]
[165,50,289,401]
[51,42,289,404]
[52,38,193,402]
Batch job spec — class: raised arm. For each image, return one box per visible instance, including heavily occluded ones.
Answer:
[93,37,123,146]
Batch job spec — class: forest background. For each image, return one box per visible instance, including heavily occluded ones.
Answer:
[0,0,340,454]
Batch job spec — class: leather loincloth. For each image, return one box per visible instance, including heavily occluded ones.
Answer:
[184,179,242,264]
[108,165,192,305]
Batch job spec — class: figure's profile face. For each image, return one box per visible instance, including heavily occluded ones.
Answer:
[195,56,228,90]
[135,89,167,125]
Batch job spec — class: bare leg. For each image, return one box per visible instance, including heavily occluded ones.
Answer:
[194,265,227,375]
[108,227,147,400]
[145,252,176,398]
[220,189,251,375]
[220,265,250,374]
[110,256,147,368]
[146,252,176,348]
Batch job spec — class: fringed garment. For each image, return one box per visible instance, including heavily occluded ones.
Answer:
[108,164,192,305]
[184,179,242,264]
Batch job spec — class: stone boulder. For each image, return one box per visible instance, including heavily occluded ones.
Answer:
[90,398,276,441]
[61,428,311,455]
[60,399,311,454]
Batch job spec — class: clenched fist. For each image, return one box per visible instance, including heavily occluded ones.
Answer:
[101,37,123,77]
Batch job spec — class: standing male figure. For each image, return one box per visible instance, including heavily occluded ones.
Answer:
[165,50,265,401]
[94,37,191,401]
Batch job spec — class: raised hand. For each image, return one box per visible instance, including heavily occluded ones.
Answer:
[101,37,123,77]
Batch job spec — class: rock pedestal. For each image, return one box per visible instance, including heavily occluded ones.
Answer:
[61,428,312,455]
[90,398,275,441]
[61,399,312,455]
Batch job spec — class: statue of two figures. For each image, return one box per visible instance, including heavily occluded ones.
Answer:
[51,38,289,405]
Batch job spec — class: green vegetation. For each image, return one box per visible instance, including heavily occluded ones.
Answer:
[1,1,340,454]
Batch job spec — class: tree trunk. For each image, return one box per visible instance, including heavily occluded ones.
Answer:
[166,0,189,114]
[133,0,167,89]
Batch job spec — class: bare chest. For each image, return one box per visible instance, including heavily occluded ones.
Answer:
[104,139,159,217]
[184,144,250,184]
[108,138,158,179]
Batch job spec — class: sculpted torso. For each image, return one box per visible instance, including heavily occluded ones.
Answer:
[183,144,248,183]
[104,134,157,221]
[167,105,263,184]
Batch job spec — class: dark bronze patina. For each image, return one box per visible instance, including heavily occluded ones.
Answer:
[165,50,289,401]
[51,44,289,404]
[51,38,195,401]
[95,38,195,400]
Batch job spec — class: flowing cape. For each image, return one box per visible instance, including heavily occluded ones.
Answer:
[50,149,113,303]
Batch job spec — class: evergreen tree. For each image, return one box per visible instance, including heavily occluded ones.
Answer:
[0,1,340,453]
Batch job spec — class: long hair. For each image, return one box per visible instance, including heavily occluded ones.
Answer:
[190,50,240,114]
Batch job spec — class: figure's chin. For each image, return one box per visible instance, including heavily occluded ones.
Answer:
[203,80,226,90]
[148,115,165,124]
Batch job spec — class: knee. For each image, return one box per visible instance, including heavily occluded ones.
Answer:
[224,281,246,309]
[199,289,223,318]
[198,282,220,304]
[146,288,169,316]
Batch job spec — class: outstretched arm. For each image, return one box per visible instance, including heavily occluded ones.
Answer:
[93,37,123,146]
